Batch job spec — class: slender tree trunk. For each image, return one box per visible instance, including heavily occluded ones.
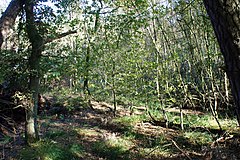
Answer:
[0,0,21,49]
[83,8,101,96]
[203,0,240,124]
[24,0,43,144]
[83,45,91,95]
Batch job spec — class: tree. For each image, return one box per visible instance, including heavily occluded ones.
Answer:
[24,0,44,143]
[0,0,77,144]
[1,0,239,142]
[0,0,39,144]
[23,0,76,143]
[203,0,240,124]
[0,0,21,49]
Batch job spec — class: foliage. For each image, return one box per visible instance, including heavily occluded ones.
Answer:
[1,0,231,116]
[1,0,240,159]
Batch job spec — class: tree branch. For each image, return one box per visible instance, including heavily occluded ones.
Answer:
[44,30,77,44]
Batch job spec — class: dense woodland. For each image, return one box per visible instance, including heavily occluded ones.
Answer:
[0,0,240,159]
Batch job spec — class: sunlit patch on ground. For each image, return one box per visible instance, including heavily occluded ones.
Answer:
[2,100,240,160]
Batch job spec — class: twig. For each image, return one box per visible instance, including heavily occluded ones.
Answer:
[211,134,234,147]
[171,139,192,160]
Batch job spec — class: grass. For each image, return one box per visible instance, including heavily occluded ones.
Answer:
[149,109,238,131]
[104,114,178,158]
[183,131,213,146]
[92,140,131,160]
[19,128,85,160]
[18,100,240,160]
[113,114,147,126]
[19,139,84,160]
[75,126,135,159]
[45,88,87,111]
[75,127,101,138]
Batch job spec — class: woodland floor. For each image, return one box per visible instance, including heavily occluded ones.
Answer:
[1,100,240,160]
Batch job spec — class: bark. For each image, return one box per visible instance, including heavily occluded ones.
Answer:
[0,0,21,49]
[203,0,240,124]
[24,0,43,144]
[83,45,91,95]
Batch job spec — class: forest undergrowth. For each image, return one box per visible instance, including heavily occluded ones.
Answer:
[1,92,240,160]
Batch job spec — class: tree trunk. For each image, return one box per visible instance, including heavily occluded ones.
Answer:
[24,0,43,144]
[83,45,91,95]
[0,0,21,49]
[203,0,240,124]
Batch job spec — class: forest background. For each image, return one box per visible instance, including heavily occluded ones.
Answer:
[0,0,240,159]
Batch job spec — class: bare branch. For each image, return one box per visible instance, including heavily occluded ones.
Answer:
[44,30,77,44]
